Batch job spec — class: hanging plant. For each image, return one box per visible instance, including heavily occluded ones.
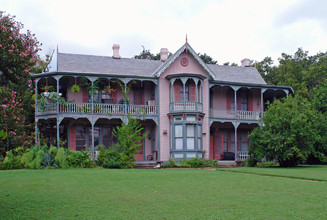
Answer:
[71,84,80,93]
[102,85,117,94]
[42,85,54,92]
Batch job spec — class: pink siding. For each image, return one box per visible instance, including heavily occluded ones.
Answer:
[159,52,210,160]
[251,89,261,112]
[212,87,228,109]
[202,78,209,159]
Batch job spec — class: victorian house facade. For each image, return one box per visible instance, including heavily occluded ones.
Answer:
[33,42,293,162]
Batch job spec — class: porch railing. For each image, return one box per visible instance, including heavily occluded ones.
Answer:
[36,103,158,116]
[237,151,250,161]
[210,108,261,121]
[170,102,203,112]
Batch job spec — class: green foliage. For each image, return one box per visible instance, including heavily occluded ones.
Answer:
[198,53,218,64]
[0,129,7,140]
[112,117,147,168]
[55,147,68,168]
[249,96,318,167]
[1,150,22,169]
[71,84,80,93]
[163,157,218,168]
[97,145,122,168]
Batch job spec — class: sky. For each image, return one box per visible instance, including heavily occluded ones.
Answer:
[1,0,327,70]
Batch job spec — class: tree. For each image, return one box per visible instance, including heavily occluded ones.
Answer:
[0,11,41,85]
[0,11,43,156]
[256,48,327,98]
[198,53,218,64]
[134,46,160,60]
[249,95,318,167]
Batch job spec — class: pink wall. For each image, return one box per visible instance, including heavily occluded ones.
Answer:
[211,87,262,112]
[159,52,211,160]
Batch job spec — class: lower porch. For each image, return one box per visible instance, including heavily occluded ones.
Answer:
[36,117,159,161]
[210,122,258,161]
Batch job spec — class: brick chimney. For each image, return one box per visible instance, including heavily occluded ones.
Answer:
[112,44,121,59]
[160,48,169,62]
[241,58,250,67]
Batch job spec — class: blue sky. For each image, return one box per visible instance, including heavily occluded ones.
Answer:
[1,0,327,69]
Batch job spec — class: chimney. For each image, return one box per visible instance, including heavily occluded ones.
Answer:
[112,44,121,59]
[160,48,169,61]
[241,58,250,67]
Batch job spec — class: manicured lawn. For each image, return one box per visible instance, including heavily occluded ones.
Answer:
[1,167,327,219]
[218,165,327,181]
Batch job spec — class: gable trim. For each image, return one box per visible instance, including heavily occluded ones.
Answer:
[152,43,216,80]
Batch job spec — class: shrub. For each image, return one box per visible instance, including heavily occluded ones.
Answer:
[55,147,68,168]
[1,150,22,169]
[162,157,218,168]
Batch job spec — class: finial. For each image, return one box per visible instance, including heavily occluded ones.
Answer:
[185,34,188,54]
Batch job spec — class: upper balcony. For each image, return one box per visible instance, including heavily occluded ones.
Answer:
[34,75,158,118]
[167,76,204,114]
[36,102,158,117]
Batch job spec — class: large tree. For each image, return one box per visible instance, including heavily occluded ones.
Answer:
[0,11,41,84]
[249,95,319,167]
[0,11,43,156]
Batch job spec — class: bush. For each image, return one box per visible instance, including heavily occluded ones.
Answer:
[55,147,68,168]
[162,157,218,168]
[1,150,22,169]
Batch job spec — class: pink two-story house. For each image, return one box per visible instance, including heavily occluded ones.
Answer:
[33,42,292,162]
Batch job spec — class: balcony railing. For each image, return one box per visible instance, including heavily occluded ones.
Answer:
[170,102,203,112]
[210,108,261,121]
[36,103,158,116]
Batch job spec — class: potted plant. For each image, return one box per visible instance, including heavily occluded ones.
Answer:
[102,85,117,94]
[42,85,54,92]
[71,84,80,93]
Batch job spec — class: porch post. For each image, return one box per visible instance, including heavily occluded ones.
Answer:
[57,117,60,149]
[91,80,94,114]
[234,122,238,161]
[56,77,59,114]
[35,81,38,146]
[194,79,198,111]
[234,89,237,119]
[183,80,186,111]
[124,82,127,115]
[35,120,38,147]
[91,119,95,160]
[260,88,264,118]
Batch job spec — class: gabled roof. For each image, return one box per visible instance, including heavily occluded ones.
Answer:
[57,53,163,77]
[152,43,216,80]
[56,44,267,85]
[208,64,267,85]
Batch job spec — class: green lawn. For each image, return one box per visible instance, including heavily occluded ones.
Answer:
[218,165,327,181]
[1,167,327,219]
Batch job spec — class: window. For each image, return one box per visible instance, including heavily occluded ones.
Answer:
[175,125,183,150]
[173,122,202,152]
[186,125,195,150]
[238,90,248,111]
[180,84,189,102]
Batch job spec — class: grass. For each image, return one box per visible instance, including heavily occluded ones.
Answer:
[0,167,327,219]
[218,165,327,181]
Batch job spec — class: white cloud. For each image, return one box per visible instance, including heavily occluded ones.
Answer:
[1,0,327,68]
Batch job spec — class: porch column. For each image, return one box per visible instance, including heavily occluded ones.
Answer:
[234,122,238,160]
[91,80,94,114]
[35,81,38,146]
[183,80,186,110]
[91,119,95,160]
[57,117,60,148]
[234,89,237,119]
[260,88,264,118]
[56,77,59,114]
[124,82,127,115]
